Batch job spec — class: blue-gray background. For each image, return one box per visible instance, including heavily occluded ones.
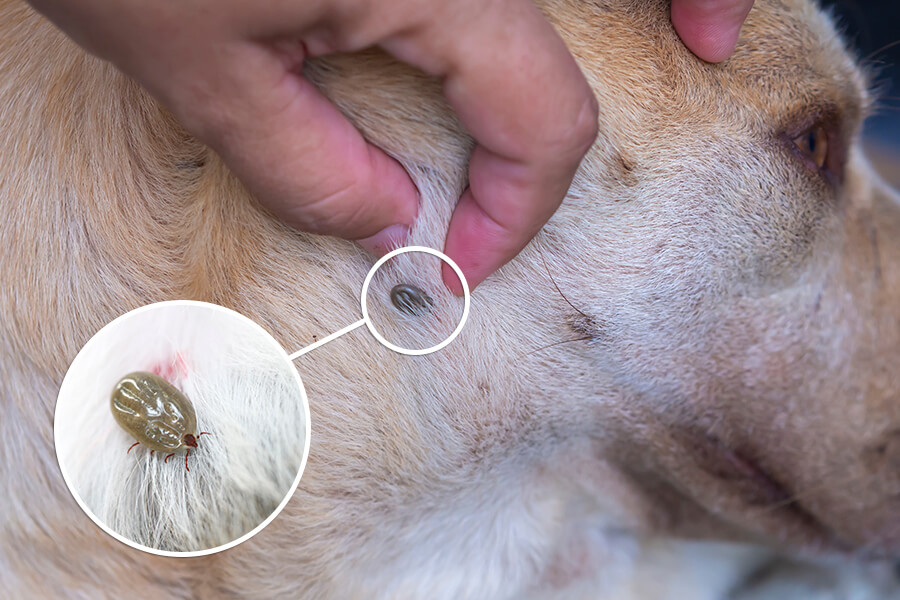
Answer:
[823,0,899,161]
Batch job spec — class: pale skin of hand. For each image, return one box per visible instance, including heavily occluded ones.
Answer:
[29,0,753,295]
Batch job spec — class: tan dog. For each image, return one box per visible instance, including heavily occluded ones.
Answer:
[1,0,899,597]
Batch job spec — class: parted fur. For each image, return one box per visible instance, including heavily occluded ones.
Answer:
[55,302,306,553]
[1,0,899,598]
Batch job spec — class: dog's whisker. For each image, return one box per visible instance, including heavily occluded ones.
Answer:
[756,468,873,515]
[862,39,900,64]
[871,101,900,111]
[539,248,592,320]
[870,102,900,115]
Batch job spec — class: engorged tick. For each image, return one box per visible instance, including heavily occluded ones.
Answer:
[111,371,210,471]
[390,284,434,316]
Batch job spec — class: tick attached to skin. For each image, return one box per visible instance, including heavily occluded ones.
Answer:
[111,371,210,471]
[390,284,434,316]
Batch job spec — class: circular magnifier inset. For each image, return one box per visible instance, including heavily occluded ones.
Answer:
[54,300,310,557]
[360,246,470,356]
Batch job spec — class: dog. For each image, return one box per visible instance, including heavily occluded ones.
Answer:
[1,0,899,597]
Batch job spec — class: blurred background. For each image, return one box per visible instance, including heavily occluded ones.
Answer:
[822,0,899,187]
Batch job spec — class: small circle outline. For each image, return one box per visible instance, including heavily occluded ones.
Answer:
[360,246,470,356]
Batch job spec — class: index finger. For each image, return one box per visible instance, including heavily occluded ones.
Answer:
[383,0,598,294]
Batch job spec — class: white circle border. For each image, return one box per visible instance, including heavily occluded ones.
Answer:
[360,246,470,356]
[53,299,312,558]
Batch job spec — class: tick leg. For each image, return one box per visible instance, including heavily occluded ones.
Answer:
[127,442,140,454]
[198,432,212,437]
[185,448,191,472]
[164,453,175,463]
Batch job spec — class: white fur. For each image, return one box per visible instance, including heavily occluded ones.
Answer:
[55,301,307,553]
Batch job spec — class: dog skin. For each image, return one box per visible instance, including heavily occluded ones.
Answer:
[1,0,899,597]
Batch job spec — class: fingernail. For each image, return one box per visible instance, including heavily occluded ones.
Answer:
[357,224,409,257]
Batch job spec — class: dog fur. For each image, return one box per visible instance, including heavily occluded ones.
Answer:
[54,301,307,553]
[1,0,899,597]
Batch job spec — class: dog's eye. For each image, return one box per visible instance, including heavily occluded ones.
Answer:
[792,124,829,170]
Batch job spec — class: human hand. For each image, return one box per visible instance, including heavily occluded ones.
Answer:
[29,0,753,296]
[27,0,596,295]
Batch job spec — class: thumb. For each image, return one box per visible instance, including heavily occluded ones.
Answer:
[671,0,755,63]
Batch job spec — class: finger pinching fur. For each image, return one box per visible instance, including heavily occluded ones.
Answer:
[1,0,899,597]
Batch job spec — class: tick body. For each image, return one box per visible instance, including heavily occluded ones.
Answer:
[390,284,434,316]
[111,371,209,470]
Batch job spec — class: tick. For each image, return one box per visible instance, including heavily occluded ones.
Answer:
[111,371,210,471]
[390,284,434,316]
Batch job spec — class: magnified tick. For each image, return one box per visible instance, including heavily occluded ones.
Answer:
[390,284,434,316]
[111,371,210,471]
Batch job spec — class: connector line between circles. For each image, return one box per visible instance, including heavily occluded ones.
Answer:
[288,319,367,360]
